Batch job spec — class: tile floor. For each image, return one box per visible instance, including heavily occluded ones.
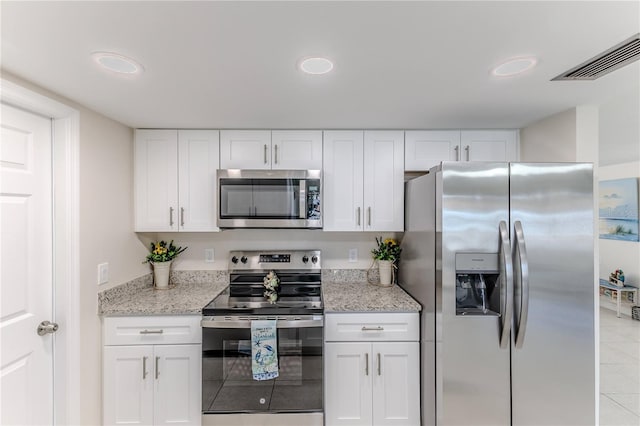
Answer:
[600,306,640,425]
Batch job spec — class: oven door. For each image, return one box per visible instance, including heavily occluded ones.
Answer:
[201,315,323,415]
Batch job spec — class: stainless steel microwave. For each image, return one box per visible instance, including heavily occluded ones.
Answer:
[217,169,322,229]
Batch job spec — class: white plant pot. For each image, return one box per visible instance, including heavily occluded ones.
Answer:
[152,260,172,289]
[378,260,394,287]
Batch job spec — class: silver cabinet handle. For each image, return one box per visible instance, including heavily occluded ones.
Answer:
[264,144,268,164]
[514,221,530,349]
[377,353,381,376]
[454,145,459,161]
[356,207,361,226]
[498,221,513,349]
[139,329,163,334]
[180,207,185,227]
[465,145,470,161]
[367,207,371,227]
[274,144,278,164]
[365,353,369,376]
[142,356,148,380]
[169,207,174,226]
[155,356,160,380]
[361,326,384,331]
[37,320,58,336]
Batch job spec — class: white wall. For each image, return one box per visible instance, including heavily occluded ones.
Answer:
[599,91,640,167]
[2,72,148,425]
[146,230,402,271]
[520,108,576,161]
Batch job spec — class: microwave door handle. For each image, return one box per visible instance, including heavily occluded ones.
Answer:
[299,180,307,219]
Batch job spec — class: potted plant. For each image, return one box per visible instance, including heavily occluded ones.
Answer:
[371,237,402,286]
[144,240,187,289]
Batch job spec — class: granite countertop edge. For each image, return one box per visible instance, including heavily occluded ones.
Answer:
[322,280,422,313]
[99,281,228,317]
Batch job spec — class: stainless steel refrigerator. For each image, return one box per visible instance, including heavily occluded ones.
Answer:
[399,162,595,425]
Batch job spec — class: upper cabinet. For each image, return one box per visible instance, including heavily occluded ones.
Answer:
[135,129,219,232]
[405,130,518,171]
[461,130,518,162]
[220,130,322,170]
[323,130,404,232]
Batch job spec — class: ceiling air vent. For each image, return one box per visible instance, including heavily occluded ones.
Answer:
[552,33,640,81]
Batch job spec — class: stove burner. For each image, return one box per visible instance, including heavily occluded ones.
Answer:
[202,250,323,316]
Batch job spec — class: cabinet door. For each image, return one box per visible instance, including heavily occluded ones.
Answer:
[372,342,420,426]
[323,131,364,231]
[178,130,220,231]
[134,130,178,231]
[325,343,373,426]
[461,130,518,162]
[363,131,404,232]
[271,130,323,170]
[103,346,154,426]
[220,130,271,169]
[154,345,202,426]
[405,130,461,171]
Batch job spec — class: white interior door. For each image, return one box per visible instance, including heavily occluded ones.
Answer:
[0,103,54,425]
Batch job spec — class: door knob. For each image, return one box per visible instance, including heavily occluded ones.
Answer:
[37,320,59,336]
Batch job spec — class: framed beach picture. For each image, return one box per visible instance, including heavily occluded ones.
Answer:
[599,178,639,242]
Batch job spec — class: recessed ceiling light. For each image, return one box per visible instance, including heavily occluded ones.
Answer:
[491,56,537,77]
[91,51,144,75]
[299,57,334,75]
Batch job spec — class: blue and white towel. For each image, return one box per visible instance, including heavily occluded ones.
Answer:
[251,320,279,381]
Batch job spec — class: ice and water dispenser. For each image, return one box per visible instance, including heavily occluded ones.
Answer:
[455,253,501,316]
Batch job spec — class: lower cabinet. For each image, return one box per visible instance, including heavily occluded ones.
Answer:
[324,313,420,426]
[102,316,202,426]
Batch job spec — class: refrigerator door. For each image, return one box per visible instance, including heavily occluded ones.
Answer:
[438,162,511,425]
[509,163,595,426]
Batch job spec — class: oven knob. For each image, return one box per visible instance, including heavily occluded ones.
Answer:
[231,256,239,264]
[241,256,248,264]
[302,255,309,263]
[311,255,318,264]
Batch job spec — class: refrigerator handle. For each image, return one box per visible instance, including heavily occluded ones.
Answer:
[499,220,513,349]
[514,221,530,349]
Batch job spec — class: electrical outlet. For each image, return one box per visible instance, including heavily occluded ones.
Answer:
[205,248,215,263]
[98,263,109,285]
[348,248,358,263]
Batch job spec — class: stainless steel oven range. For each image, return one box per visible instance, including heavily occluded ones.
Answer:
[201,250,323,425]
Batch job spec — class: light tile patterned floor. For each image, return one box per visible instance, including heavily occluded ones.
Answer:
[600,307,640,425]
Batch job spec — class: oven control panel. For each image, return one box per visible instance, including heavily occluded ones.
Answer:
[229,250,321,270]
[259,254,290,263]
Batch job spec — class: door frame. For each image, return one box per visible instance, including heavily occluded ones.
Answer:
[1,78,81,425]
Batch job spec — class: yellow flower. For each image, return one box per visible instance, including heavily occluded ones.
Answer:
[384,238,397,246]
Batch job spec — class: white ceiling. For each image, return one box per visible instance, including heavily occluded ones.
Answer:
[2,1,639,160]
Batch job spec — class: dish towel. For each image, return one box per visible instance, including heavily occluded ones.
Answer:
[251,320,279,381]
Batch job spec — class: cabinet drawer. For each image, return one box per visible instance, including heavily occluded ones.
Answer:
[325,313,418,342]
[103,315,202,346]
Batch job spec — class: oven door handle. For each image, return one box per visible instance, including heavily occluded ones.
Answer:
[201,317,324,329]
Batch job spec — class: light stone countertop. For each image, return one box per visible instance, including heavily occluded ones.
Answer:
[99,281,227,316]
[322,280,421,313]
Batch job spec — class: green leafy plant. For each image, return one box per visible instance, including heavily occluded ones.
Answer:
[143,240,187,263]
[371,237,402,262]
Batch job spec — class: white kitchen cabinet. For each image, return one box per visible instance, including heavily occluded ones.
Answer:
[324,313,420,426]
[404,129,518,171]
[461,130,518,162]
[220,130,322,169]
[134,129,219,232]
[323,131,404,232]
[405,130,461,171]
[103,316,202,426]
